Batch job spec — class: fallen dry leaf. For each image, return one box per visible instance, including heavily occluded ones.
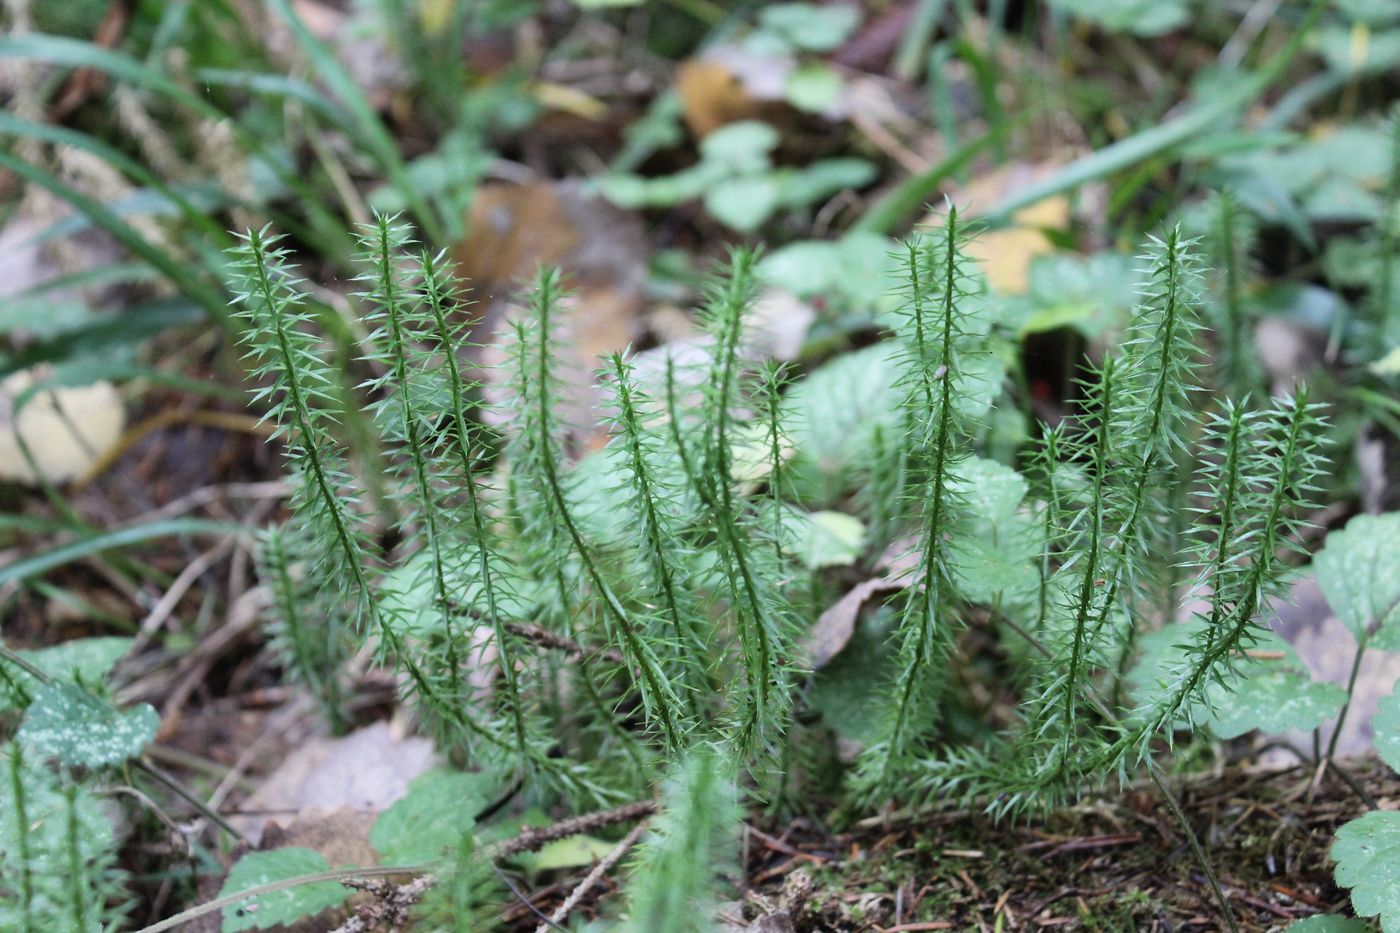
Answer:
[676,49,793,138]
[231,720,439,845]
[258,806,380,869]
[0,369,125,485]
[964,194,1070,294]
[749,288,816,362]
[458,181,650,451]
[803,577,903,670]
[1270,576,1400,758]
[924,160,1075,294]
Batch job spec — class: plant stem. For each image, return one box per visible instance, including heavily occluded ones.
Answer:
[1149,764,1239,933]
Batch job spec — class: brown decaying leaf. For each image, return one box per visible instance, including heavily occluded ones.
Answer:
[231,721,440,845]
[1269,576,1400,758]
[676,52,794,138]
[804,577,903,670]
[456,180,649,450]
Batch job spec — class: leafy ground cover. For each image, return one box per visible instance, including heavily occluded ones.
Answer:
[4,0,1400,930]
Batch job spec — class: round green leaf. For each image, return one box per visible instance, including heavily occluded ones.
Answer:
[1373,687,1400,774]
[18,682,158,768]
[370,769,492,866]
[1312,512,1400,648]
[1331,811,1400,930]
[791,510,866,569]
[949,457,1028,527]
[784,62,843,113]
[779,158,878,208]
[758,2,860,51]
[220,847,348,932]
[1204,671,1348,739]
[1129,619,1345,739]
[697,121,778,170]
[705,176,780,232]
[0,636,132,711]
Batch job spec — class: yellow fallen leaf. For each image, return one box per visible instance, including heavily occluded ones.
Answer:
[922,160,1074,295]
[418,0,454,35]
[965,195,1070,295]
[1370,345,1400,377]
[0,369,125,485]
[531,81,607,121]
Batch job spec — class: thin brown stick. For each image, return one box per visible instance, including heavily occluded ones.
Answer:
[492,800,656,859]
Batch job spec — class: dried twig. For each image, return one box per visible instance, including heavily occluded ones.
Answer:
[492,800,656,859]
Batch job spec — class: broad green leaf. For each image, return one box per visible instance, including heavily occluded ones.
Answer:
[790,510,866,569]
[761,241,842,296]
[1130,620,1346,738]
[1313,24,1400,74]
[220,847,348,932]
[18,683,158,768]
[950,457,1028,527]
[808,607,899,746]
[1374,687,1400,773]
[783,343,1003,505]
[1204,671,1348,739]
[1312,512,1400,649]
[0,636,132,711]
[378,550,536,638]
[532,834,617,870]
[1223,125,1394,205]
[758,2,861,51]
[598,173,656,208]
[370,769,492,866]
[784,62,843,112]
[1335,0,1400,24]
[0,745,116,931]
[1286,917,1370,932]
[778,158,878,208]
[951,534,1039,604]
[705,176,780,232]
[1005,253,1138,339]
[1048,0,1188,35]
[954,352,1009,421]
[698,121,778,170]
[759,232,895,312]
[1331,811,1400,931]
[727,420,792,485]
[783,343,903,500]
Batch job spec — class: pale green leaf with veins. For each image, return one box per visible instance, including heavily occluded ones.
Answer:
[1130,620,1346,738]
[370,769,492,866]
[0,636,132,711]
[950,457,1028,527]
[1373,687,1400,773]
[1313,512,1400,649]
[952,534,1039,604]
[789,510,866,569]
[1331,811,1400,932]
[18,682,158,768]
[1204,670,1348,739]
[220,848,348,932]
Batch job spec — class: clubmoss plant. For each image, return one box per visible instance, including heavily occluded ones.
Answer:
[210,211,1342,928]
